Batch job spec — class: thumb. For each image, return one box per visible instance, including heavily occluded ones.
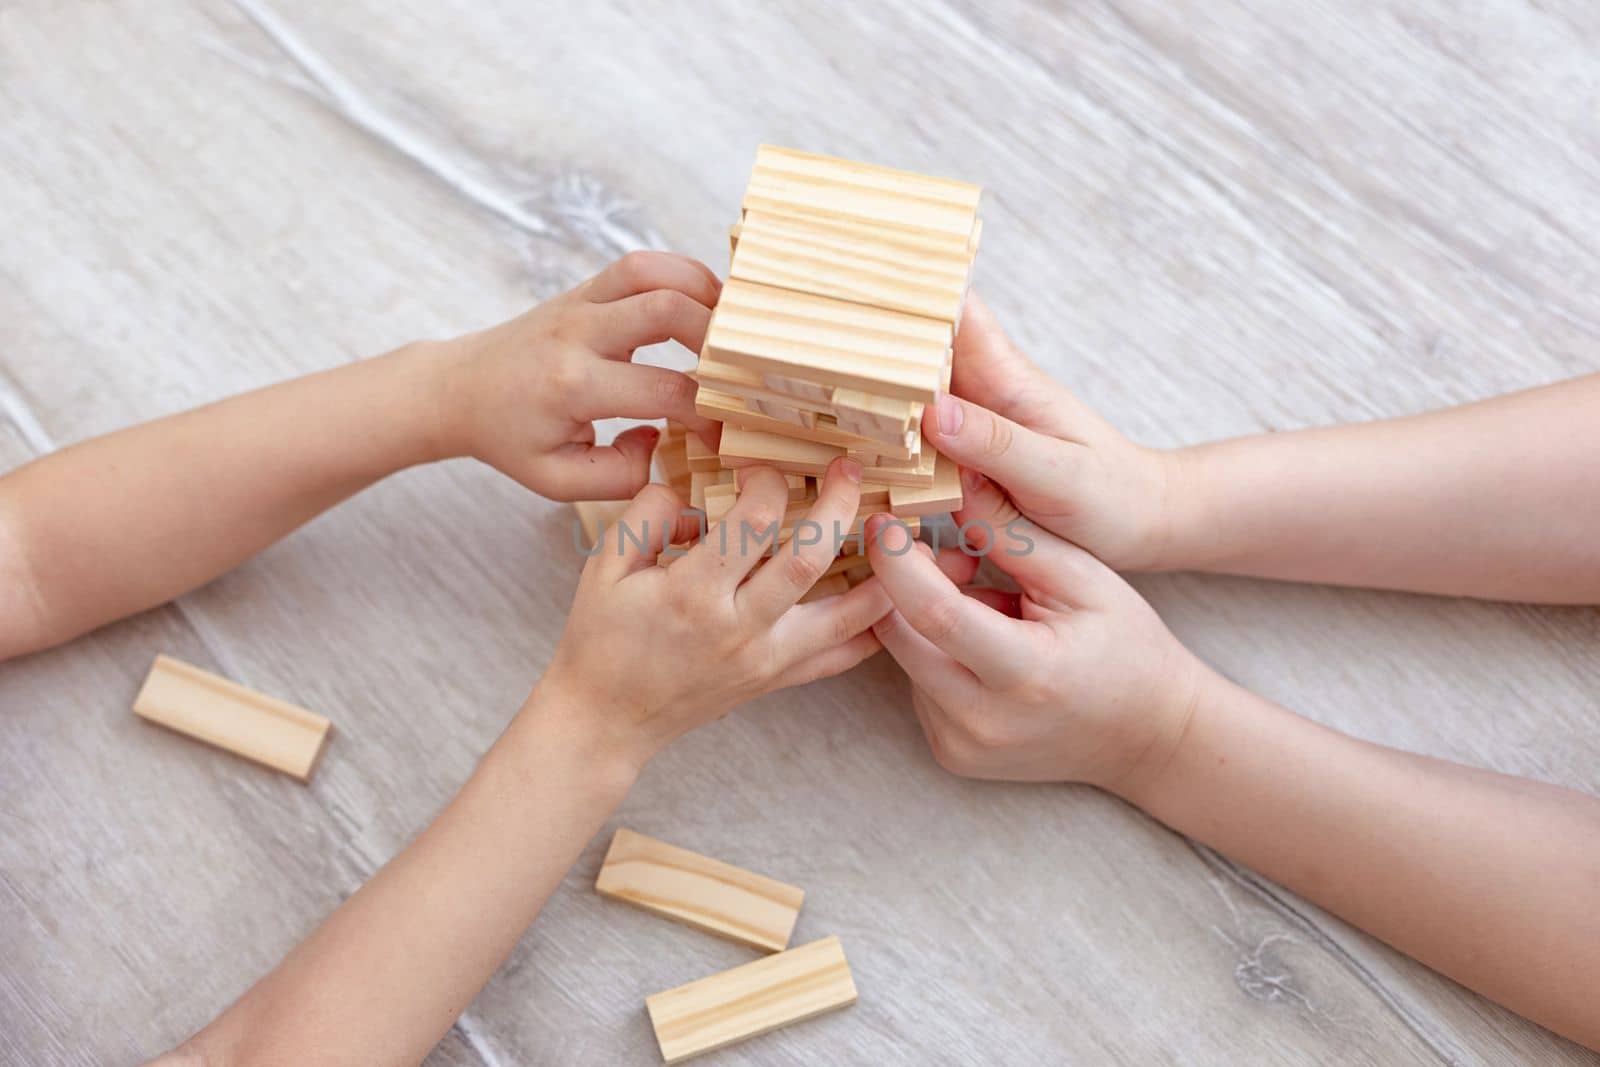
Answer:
[949,468,1114,611]
[923,393,1072,501]
[537,424,660,501]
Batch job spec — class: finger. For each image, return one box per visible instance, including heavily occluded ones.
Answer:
[769,628,883,690]
[964,587,1022,616]
[952,469,1116,610]
[866,513,1039,684]
[739,457,864,622]
[583,289,712,359]
[921,390,1081,505]
[771,576,892,663]
[572,363,719,441]
[586,481,687,583]
[871,607,977,700]
[932,545,981,586]
[952,291,1098,438]
[678,465,791,590]
[536,424,661,502]
[583,251,721,308]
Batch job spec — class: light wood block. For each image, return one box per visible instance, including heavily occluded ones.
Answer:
[761,371,834,405]
[695,383,916,459]
[684,432,720,473]
[646,935,858,1064]
[595,828,804,954]
[132,655,332,781]
[889,448,963,516]
[753,397,817,429]
[745,143,980,240]
[574,499,632,549]
[731,209,973,324]
[704,279,948,403]
[853,442,937,487]
[719,425,844,476]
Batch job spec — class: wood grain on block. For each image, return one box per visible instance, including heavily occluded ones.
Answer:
[731,209,973,324]
[853,438,937,487]
[596,828,803,953]
[719,425,844,476]
[752,397,816,428]
[746,143,980,240]
[132,655,331,781]
[697,356,835,415]
[705,280,947,403]
[684,432,720,473]
[646,935,857,1064]
[889,449,963,516]
[761,371,834,405]
[695,384,916,459]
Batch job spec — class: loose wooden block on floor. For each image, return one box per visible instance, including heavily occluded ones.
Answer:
[596,828,804,954]
[646,935,857,1064]
[132,654,332,781]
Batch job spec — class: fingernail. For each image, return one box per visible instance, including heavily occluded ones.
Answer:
[936,393,964,436]
[839,458,862,483]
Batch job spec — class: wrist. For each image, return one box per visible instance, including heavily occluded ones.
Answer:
[509,673,659,790]
[1101,654,1218,808]
[397,334,476,464]
[1141,444,1214,572]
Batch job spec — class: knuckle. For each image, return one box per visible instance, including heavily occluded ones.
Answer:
[780,550,825,590]
[640,287,688,325]
[615,250,656,284]
[982,412,1015,459]
[958,712,1013,753]
[916,593,964,645]
[653,371,695,411]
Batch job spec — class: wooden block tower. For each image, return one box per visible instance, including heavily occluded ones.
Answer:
[648,146,981,585]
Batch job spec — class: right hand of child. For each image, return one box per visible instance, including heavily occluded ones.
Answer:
[436,251,724,502]
[925,293,1182,571]
[537,458,891,767]
[865,471,1208,794]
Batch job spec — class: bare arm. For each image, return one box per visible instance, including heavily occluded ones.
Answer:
[1127,674,1600,1050]
[0,252,723,661]
[868,477,1600,1051]
[0,348,447,658]
[922,293,1600,603]
[149,461,889,1066]
[1165,374,1600,601]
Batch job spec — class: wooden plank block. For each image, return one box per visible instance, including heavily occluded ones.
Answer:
[695,383,916,459]
[595,828,804,954]
[685,432,720,473]
[731,209,973,324]
[718,425,844,477]
[752,397,817,429]
[646,935,858,1064]
[761,371,833,405]
[854,441,937,487]
[703,280,948,403]
[889,449,964,516]
[574,498,633,549]
[745,143,980,240]
[132,655,332,781]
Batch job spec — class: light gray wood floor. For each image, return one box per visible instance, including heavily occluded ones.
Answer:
[3,2,1598,1064]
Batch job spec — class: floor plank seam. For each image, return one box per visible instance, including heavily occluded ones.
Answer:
[0,372,56,457]
[222,0,662,259]
[1190,842,1468,1066]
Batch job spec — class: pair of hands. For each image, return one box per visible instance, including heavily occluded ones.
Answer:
[441,250,1207,796]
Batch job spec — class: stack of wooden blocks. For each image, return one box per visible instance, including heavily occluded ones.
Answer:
[651,145,981,586]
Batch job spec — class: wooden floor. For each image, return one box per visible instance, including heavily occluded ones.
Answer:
[3,2,1598,1064]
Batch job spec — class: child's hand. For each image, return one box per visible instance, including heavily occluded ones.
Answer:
[926,293,1180,571]
[539,458,891,764]
[865,472,1205,792]
[437,252,724,501]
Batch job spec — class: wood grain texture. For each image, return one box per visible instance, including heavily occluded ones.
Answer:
[646,935,858,1064]
[2,1,1599,1065]
[595,827,804,954]
[132,654,332,780]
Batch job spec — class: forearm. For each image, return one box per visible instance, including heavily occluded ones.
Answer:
[1125,674,1600,1050]
[1161,374,1600,602]
[0,343,452,657]
[177,684,641,1067]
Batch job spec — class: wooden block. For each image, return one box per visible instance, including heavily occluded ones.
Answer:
[889,449,963,516]
[705,280,948,403]
[695,383,916,460]
[752,397,816,429]
[696,357,836,416]
[685,432,720,474]
[746,143,981,240]
[646,935,857,1064]
[731,209,973,325]
[574,499,632,549]
[799,574,851,603]
[787,474,813,502]
[762,372,833,405]
[132,655,332,781]
[854,443,936,488]
[689,470,723,510]
[719,425,844,477]
[858,480,891,508]
[595,828,803,954]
